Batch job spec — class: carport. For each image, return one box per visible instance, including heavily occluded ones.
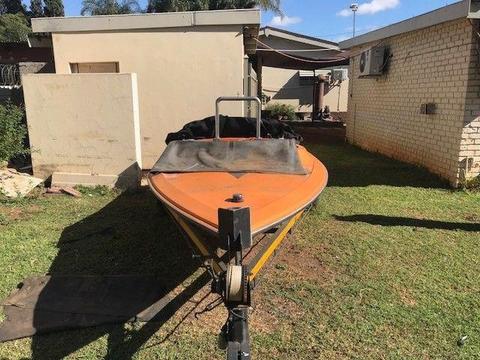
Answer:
[252,27,349,119]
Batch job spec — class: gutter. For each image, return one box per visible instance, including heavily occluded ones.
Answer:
[339,1,469,49]
[32,8,260,33]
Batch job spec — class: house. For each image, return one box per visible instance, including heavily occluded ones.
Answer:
[339,0,480,187]
[23,9,260,187]
[258,27,349,119]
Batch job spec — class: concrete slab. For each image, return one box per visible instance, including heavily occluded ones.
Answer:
[0,168,43,198]
[51,172,122,189]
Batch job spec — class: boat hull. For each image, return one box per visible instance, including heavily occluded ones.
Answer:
[148,144,328,235]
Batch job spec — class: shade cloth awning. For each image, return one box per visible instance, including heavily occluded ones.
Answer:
[257,50,349,70]
[256,26,349,70]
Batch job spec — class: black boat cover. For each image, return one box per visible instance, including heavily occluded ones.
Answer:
[151,138,307,175]
[165,116,303,144]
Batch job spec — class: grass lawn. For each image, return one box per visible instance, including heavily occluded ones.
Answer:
[1,127,479,359]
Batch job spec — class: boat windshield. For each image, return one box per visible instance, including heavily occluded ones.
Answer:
[151,138,307,175]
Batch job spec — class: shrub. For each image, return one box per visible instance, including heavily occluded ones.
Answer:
[0,103,29,165]
[466,176,480,190]
[265,103,297,121]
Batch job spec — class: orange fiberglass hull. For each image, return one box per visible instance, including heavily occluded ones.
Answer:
[148,141,328,235]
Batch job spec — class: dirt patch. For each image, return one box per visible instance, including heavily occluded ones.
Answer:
[164,279,225,334]
[250,300,280,334]
[250,285,305,335]
[190,284,289,335]
[2,205,41,222]
[274,241,331,283]
[394,285,417,307]
[166,249,318,337]
[464,214,480,222]
[7,208,23,221]
[270,292,305,319]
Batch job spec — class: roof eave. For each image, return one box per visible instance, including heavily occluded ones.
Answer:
[259,26,339,50]
[31,8,260,33]
[339,1,469,49]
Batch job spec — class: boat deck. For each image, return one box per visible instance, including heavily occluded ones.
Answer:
[148,144,328,235]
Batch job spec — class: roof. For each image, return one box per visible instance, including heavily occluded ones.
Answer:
[260,26,339,50]
[257,26,347,70]
[31,8,260,33]
[339,0,469,49]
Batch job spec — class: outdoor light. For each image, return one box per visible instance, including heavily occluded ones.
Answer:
[350,3,359,37]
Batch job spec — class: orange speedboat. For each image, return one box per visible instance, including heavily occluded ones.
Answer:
[148,97,328,360]
[149,140,327,236]
[149,99,328,237]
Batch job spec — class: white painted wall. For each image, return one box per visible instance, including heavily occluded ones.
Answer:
[50,26,246,168]
[23,73,142,188]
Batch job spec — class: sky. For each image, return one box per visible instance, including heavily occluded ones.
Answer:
[25,0,462,42]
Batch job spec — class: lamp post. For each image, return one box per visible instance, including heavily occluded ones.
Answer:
[350,3,359,37]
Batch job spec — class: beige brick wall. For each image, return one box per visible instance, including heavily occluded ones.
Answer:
[461,24,480,185]
[346,19,479,186]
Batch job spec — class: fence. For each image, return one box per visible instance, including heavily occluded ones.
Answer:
[0,64,21,87]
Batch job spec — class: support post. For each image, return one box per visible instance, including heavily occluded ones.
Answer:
[318,75,326,118]
[311,70,316,121]
[255,55,263,100]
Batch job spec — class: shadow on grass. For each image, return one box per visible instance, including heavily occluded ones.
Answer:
[293,126,449,189]
[334,214,480,232]
[30,189,208,360]
[308,141,449,188]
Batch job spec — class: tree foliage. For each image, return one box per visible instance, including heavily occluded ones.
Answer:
[147,0,194,12]
[81,0,141,15]
[30,0,44,17]
[0,103,29,164]
[44,0,64,16]
[80,0,280,16]
[147,0,281,14]
[0,0,25,15]
[256,0,280,13]
[0,13,30,42]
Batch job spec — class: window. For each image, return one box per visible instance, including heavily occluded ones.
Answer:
[70,62,119,73]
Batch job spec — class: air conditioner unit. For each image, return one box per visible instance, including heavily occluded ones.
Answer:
[332,68,348,82]
[359,46,387,76]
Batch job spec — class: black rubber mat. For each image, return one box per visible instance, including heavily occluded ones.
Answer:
[0,275,172,342]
